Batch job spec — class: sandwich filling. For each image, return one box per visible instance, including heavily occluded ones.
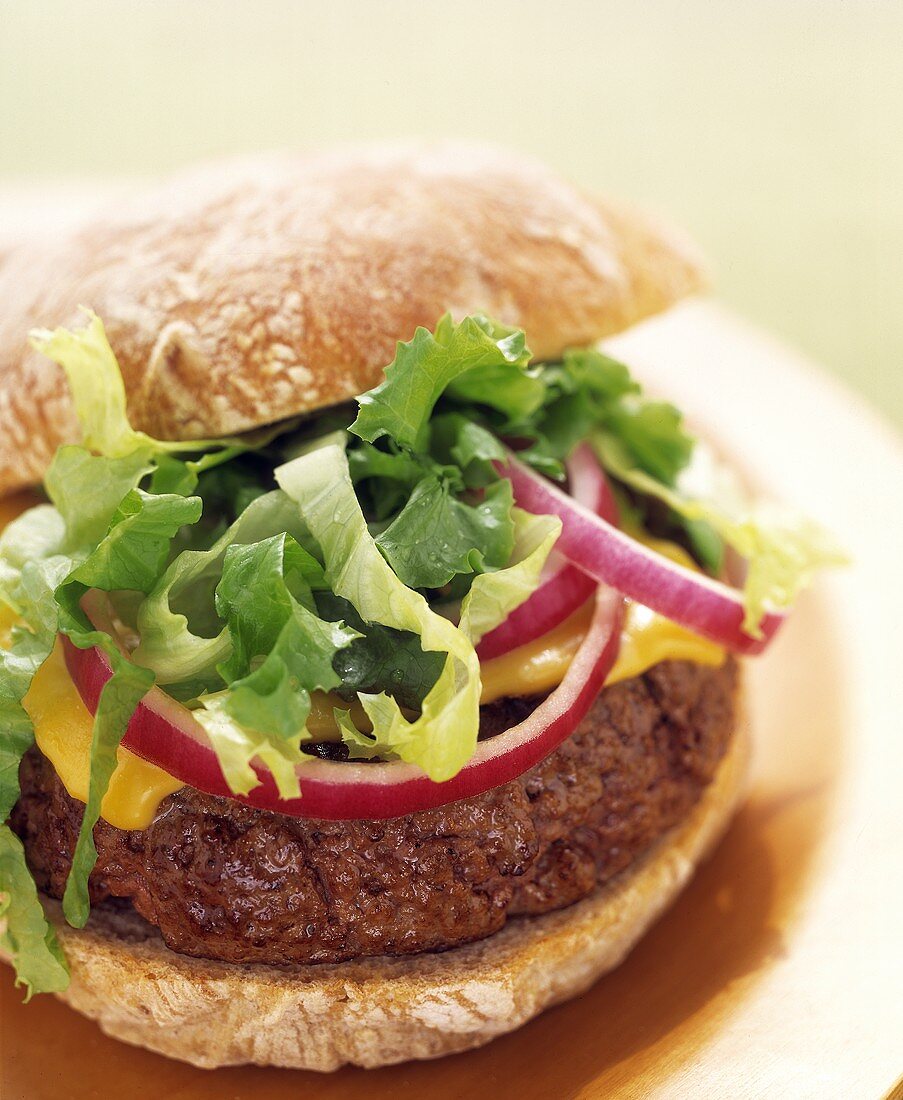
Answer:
[0,312,841,996]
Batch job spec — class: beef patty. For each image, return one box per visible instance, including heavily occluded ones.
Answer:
[13,658,737,966]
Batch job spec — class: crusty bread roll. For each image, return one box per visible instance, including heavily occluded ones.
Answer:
[0,143,705,495]
[35,718,748,1071]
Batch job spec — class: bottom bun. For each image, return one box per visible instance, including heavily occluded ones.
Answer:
[42,716,750,1071]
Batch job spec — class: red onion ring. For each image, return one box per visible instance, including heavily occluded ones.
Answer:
[476,444,619,660]
[63,588,622,820]
[498,450,783,655]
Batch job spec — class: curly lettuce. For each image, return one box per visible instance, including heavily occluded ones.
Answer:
[277,445,561,778]
[351,313,540,451]
[193,534,357,798]
[277,444,485,781]
[459,507,562,645]
[0,830,68,999]
[0,515,71,994]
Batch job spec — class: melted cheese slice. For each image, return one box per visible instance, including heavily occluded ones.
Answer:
[24,641,183,830]
[478,599,724,704]
[5,492,724,827]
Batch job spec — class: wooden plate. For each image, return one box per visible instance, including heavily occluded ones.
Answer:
[1,299,900,1098]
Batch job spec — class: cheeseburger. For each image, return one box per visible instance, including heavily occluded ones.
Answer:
[0,145,841,1069]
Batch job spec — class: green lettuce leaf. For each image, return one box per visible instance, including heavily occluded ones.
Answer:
[0,506,65,608]
[133,490,321,689]
[44,446,155,553]
[347,442,429,521]
[375,477,515,589]
[518,347,695,486]
[277,444,559,777]
[338,506,560,765]
[215,534,324,679]
[350,314,539,452]
[30,312,154,459]
[198,606,356,799]
[459,507,562,644]
[319,595,446,710]
[192,533,356,798]
[30,312,245,460]
[0,827,69,999]
[59,647,152,928]
[553,347,639,403]
[65,489,202,594]
[428,413,507,488]
[276,443,484,782]
[601,399,693,486]
[150,447,247,498]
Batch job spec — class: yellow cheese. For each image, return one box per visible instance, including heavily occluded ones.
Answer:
[479,602,592,704]
[23,640,183,830]
[478,598,724,704]
[607,602,725,684]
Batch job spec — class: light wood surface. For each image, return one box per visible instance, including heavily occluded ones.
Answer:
[1,301,900,1098]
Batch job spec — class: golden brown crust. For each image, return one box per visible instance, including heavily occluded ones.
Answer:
[0,143,706,494]
[34,714,748,1071]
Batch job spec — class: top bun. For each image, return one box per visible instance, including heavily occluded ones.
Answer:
[0,143,705,494]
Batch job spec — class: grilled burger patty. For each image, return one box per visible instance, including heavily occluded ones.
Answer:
[13,659,737,966]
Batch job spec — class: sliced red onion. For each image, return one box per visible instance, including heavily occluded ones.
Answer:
[477,444,619,660]
[498,450,783,655]
[63,588,623,820]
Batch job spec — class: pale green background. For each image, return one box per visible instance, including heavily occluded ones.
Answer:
[1,0,900,429]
